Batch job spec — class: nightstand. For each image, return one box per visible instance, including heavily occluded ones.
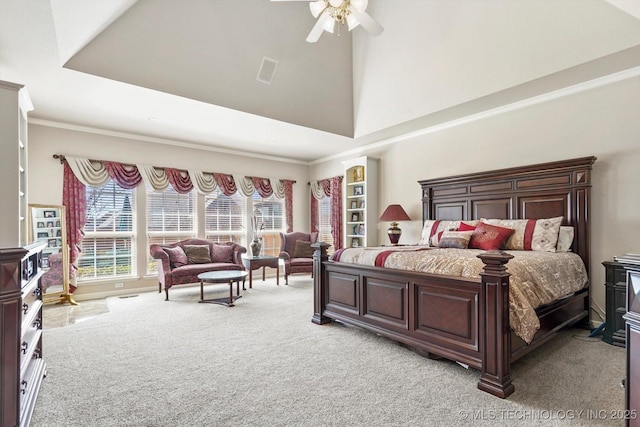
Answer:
[602,260,627,347]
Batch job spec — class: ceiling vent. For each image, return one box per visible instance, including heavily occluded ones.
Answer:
[257,57,278,85]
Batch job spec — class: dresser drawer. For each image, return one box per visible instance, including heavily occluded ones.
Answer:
[21,297,42,335]
[21,278,41,306]
[20,327,42,380]
[19,358,46,424]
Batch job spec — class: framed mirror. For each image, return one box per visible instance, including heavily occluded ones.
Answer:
[28,204,77,305]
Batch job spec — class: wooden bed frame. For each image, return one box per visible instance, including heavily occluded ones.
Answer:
[311,156,596,398]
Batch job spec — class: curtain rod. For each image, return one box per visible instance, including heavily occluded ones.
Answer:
[307,175,344,185]
[52,154,296,183]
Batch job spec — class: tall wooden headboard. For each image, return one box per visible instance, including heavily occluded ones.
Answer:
[418,156,596,273]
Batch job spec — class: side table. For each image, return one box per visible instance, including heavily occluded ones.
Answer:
[603,260,627,347]
[242,255,280,288]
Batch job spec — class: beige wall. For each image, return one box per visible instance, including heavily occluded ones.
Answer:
[311,76,640,324]
[27,125,310,299]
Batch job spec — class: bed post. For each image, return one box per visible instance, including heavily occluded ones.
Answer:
[311,242,331,325]
[477,250,515,398]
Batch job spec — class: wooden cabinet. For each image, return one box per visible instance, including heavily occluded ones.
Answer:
[0,80,33,248]
[1,241,46,427]
[603,261,627,346]
[343,156,378,248]
[625,266,640,426]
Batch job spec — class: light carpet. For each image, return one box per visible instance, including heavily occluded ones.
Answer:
[31,277,626,426]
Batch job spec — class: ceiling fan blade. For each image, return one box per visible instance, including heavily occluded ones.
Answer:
[350,10,383,36]
[306,11,331,43]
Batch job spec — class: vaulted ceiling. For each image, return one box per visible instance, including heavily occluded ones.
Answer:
[1,0,639,163]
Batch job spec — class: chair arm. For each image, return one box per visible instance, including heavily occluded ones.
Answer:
[232,244,248,267]
[279,251,290,261]
[150,244,171,272]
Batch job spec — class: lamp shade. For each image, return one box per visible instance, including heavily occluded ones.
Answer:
[379,204,410,222]
[379,205,410,245]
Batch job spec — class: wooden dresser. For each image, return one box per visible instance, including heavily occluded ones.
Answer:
[624,264,640,426]
[603,261,627,346]
[1,241,46,427]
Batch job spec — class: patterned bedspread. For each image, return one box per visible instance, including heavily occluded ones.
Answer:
[330,247,589,343]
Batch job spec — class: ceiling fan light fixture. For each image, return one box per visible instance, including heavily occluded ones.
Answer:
[309,0,327,18]
[299,0,383,43]
[322,15,336,33]
[346,13,360,31]
[351,0,368,13]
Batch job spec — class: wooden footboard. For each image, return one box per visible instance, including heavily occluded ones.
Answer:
[311,242,588,398]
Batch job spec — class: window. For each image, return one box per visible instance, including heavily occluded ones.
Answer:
[318,196,334,252]
[252,192,285,256]
[204,190,245,243]
[146,185,195,274]
[79,180,135,280]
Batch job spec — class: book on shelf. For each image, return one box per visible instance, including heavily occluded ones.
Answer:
[614,253,640,265]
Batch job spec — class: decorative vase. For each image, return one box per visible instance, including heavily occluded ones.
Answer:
[250,238,262,257]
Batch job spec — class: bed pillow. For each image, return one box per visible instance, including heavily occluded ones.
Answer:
[419,220,438,245]
[437,231,474,249]
[183,245,212,264]
[468,222,515,251]
[482,217,563,252]
[429,220,478,247]
[164,246,188,268]
[293,240,314,258]
[556,226,574,252]
[210,244,234,263]
[457,222,477,232]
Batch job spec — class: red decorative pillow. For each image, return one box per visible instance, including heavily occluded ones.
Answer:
[468,222,515,251]
[210,244,234,263]
[457,222,477,232]
[164,246,188,268]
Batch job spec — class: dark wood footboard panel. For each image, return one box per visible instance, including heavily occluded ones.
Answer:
[323,261,483,369]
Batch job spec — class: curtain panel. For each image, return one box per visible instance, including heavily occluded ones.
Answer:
[309,176,343,250]
[330,176,343,250]
[62,160,87,292]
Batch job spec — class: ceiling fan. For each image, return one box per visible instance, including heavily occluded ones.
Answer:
[275,0,384,43]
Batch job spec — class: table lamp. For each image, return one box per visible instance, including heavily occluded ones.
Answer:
[379,204,411,245]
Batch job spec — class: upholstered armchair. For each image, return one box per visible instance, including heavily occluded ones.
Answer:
[279,231,319,285]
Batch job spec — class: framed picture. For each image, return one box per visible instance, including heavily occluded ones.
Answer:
[41,258,49,268]
[352,166,364,182]
[56,229,62,237]
[352,238,360,248]
[47,238,57,248]
[36,221,44,228]
[359,200,365,209]
[37,232,48,238]
[55,220,60,227]
[43,210,56,218]
[358,224,365,235]
[46,221,54,228]
[353,185,363,196]
[351,213,359,222]
[350,201,358,209]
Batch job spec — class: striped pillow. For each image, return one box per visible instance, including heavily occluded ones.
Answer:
[482,217,563,252]
[437,231,474,249]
